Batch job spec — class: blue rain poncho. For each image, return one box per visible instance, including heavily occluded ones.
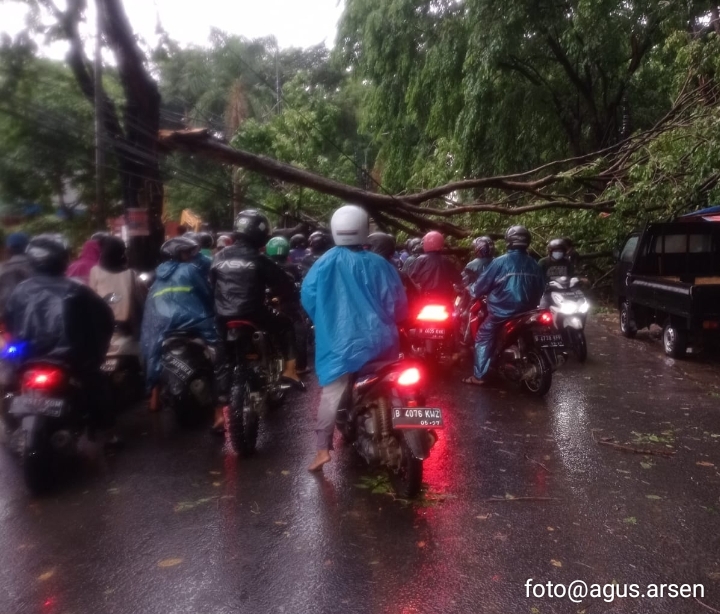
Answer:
[301,247,408,386]
[470,249,545,319]
[140,260,218,388]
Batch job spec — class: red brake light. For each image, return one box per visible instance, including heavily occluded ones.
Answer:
[417,305,450,322]
[23,368,64,391]
[397,367,421,386]
[538,311,553,326]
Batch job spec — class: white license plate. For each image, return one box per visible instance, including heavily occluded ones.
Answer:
[101,358,118,372]
[391,407,444,429]
[10,395,65,418]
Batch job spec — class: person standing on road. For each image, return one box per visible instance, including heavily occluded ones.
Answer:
[464,226,545,386]
[302,205,407,472]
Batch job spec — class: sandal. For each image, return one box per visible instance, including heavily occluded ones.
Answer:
[280,376,307,392]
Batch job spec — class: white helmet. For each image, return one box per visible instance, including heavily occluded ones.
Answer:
[330,204,369,246]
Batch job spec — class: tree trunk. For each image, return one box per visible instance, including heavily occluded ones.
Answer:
[97,0,164,270]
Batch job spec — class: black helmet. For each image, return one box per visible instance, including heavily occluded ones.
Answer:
[409,237,423,255]
[308,230,332,254]
[504,225,531,250]
[547,238,568,255]
[161,236,199,261]
[367,232,396,261]
[198,232,214,250]
[26,234,70,276]
[473,236,495,258]
[290,234,307,249]
[234,209,271,248]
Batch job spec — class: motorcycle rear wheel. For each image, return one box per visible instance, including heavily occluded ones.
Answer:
[388,438,423,499]
[521,349,553,397]
[229,374,259,458]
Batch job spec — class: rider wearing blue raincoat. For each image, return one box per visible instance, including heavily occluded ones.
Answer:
[302,245,407,386]
[140,237,218,389]
[467,226,544,384]
[302,205,408,472]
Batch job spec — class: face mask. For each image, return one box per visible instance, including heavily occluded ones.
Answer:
[551,251,565,261]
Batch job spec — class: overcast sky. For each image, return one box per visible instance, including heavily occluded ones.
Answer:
[0,0,344,52]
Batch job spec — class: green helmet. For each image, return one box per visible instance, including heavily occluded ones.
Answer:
[266,236,290,258]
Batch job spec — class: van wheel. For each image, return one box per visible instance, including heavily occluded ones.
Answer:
[663,323,688,358]
[620,301,637,339]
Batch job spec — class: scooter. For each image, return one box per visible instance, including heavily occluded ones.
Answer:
[467,299,566,396]
[159,333,215,427]
[336,357,441,498]
[543,277,590,362]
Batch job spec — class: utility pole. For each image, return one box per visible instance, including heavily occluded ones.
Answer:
[94,1,106,229]
[275,43,280,114]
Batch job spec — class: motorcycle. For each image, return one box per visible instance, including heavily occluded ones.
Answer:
[224,318,291,457]
[159,332,215,427]
[403,299,457,367]
[467,299,565,396]
[336,357,441,498]
[0,342,90,494]
[543,277,590,363]
[101,293,144,406]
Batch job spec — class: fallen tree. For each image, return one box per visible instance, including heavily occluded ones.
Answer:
[159,78,720,238]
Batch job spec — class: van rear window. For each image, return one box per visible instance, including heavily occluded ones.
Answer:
[653,234,714,254]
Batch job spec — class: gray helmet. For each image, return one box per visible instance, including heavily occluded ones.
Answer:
[547,238,568,255]
[161,236,199,261]
[473,236,495,258]
[26,234,70,276]
[367,232,396,261]
[504,225,531,250]
[234,210,271,248]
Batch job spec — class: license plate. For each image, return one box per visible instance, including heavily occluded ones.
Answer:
[417,327,447,339]
[101,358,118,373]
[9,395,65,418]
[534,333,564,348]
[392,407,444,429]
[163,355,194,381]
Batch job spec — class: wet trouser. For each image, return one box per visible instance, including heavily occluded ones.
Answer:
[280,303,308,371]
[315,374,352,451]
[214,309,297,400]
[473,315,504,380]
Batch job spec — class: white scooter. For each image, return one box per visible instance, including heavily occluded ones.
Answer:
[543,277,590,363]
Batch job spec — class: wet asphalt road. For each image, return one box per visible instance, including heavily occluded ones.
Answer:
[1,320,719,614]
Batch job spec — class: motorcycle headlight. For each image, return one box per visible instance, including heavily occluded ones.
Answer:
[551,292,564,304]
[579,301,590,314]
[560,302,578,315]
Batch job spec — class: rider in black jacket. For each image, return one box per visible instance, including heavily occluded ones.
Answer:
[210,210,305,431]
[408,231,462,302]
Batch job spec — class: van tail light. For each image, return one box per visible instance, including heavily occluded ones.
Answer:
[416,305,450,322]
[397,367,421,387]
[538,311,553,326]
[23,368,64,391]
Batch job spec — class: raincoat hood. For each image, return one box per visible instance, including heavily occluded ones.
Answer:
[66,240,101,282]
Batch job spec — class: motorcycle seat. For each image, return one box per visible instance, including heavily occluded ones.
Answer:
[358,358,401,377]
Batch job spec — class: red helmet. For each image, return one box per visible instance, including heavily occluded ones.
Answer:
[423,231,444,253]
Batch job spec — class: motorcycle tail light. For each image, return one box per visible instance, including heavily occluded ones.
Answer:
[416,305,450,322]
[23,368,64,391]
[397,367,421,386]
[538,311,553,326]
